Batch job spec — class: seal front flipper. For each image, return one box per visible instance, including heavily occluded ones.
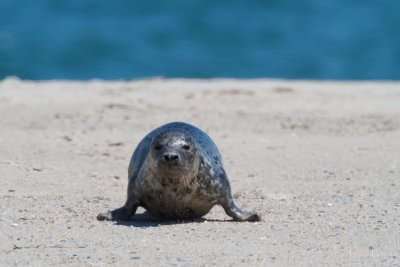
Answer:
[218,182,261,222]
[221,199,261,222]
[214,171,261,222]
[97,204,138,221]
[97,164,141,221]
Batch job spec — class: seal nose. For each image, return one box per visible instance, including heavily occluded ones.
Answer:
[163,152,180,162]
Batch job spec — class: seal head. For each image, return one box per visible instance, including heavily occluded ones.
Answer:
[150,131,200,177]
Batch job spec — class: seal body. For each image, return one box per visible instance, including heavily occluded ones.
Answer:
[97,122,260,222]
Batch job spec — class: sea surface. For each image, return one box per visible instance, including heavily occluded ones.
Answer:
[1,1,399,80]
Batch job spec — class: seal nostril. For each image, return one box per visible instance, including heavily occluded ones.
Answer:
[163,153,179,161]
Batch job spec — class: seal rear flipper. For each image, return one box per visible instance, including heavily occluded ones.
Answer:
[97,205,138,221]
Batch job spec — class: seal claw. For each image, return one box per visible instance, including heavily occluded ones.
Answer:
[97,211,112,221]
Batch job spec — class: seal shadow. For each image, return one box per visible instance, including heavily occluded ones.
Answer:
[113,211,229,228]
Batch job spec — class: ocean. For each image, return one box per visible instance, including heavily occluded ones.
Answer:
[0,0,399,80]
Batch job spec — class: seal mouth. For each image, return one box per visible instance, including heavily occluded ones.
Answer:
[158,158,190,174]
[159,160,185,169]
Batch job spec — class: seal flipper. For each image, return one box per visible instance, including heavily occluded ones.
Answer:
[97,170,142,221]
[217,179,261,222]
[221,199,261,222]
[97,185,139,221]
[215,171,261,222]
[97,204,138,221]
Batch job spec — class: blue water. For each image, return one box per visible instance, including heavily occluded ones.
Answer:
[1,1,399,80]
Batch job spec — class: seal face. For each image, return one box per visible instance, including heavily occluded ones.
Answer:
[97,122,261,222]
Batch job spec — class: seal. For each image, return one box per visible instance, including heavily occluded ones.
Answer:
[97,122,261,222]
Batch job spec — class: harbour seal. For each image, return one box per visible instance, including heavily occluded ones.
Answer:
[97,122,261,222]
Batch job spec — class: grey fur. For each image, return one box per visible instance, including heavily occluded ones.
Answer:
[97,122,261,222]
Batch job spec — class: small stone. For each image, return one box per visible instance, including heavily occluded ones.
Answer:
[177,257,192,262]
[63,136,72,142]
[108,142,123,147]
[236,240,252,248]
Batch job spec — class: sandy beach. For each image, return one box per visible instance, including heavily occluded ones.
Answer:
[1,77,399,266]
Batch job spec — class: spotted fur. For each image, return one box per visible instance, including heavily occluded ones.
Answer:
[97,122,260,222]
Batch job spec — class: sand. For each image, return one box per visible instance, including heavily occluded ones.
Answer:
[0,77,399,266]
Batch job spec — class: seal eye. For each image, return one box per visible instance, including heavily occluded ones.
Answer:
[182,144,190,150]
[154,144,162,150]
